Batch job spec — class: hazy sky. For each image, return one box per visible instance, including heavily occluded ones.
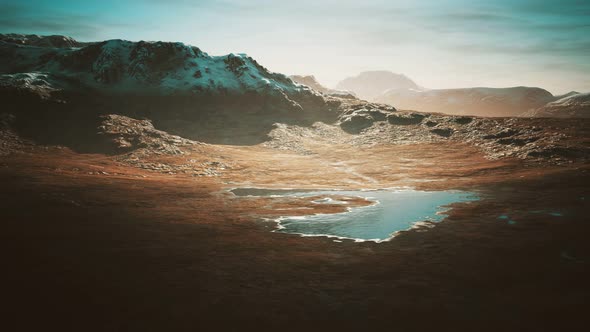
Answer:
[2,0,589,94]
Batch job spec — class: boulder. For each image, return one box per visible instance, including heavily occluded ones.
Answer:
[387,112,426,125]
[340,112,375,133]
[430,128,453,137]
[453,116,473,124]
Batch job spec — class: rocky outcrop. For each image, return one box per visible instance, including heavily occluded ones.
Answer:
[289,75,330,93]
[387,112,426,125]
[338,106,395,133]
[98,114,198,155]
[0,113,32,156]
[290,75,357,99]
[430,128,453,137]
[268,102,588,164]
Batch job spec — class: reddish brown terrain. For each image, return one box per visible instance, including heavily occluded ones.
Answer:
[1,34,589,331]
[2,123,589,330]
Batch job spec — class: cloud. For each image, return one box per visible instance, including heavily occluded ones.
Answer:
[0,3,142,40]
[449,40,590,58]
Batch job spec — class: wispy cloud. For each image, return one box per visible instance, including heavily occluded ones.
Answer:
[0,0,588,92]
[0,3,146,40]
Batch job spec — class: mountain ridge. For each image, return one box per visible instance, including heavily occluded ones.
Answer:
[0,35,318,102]
[522,92,590,118]
[334,70,587,117]
[335,71,419,100]
[289,75,357,99]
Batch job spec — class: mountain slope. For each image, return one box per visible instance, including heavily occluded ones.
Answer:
[0,37,318,101]
[335,71,419,100]
[289,75,357,99]
[522,92,590,118]
[0,34,332,147]
[375,86,555,117]
[0,33,83,48]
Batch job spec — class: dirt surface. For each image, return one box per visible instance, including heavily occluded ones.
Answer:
[2,35,589,331]
[2,137,589,331]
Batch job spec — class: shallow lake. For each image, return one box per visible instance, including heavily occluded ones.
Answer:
[231,188,479,242]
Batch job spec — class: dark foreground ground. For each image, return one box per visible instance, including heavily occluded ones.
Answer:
[1,143,589,331]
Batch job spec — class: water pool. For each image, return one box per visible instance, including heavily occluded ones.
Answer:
[231,188,479,242]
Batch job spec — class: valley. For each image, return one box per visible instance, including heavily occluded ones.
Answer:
[2,117,589,330]
[1,33,589,331]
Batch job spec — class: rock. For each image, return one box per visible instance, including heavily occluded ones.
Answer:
[339,107,392,134]
[430,128,453,137]
[340,112,375,134]
[0,113,15,129]
[483,129,518,139]
[453,116,473,124]
[387,112,426,125]
[497,137,537,146]
[368,109,388,121]
[98,114,196,154]
[289,75,357,99]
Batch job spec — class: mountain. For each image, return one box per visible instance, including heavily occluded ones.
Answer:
[522,92,590,118]
[289,75,357,99]
[553,91,580,100]
[1,33,586,158]
[374,86,556,117]
[0,34,330,146]
[335,71,419,100]
[0,33,83,48]
[0,35,319,103]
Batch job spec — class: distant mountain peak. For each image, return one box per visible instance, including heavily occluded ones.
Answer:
[523,92,590,118]
[335,70,419,100]
[0,33,82,48]
[374,86,556,117]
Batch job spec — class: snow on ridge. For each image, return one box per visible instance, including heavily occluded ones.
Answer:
[1,38,314,97]
[0,72,57,89]
[0,33,81,48]
[547,92,590,105]
[0,72,67,99]
[522,92,590,118]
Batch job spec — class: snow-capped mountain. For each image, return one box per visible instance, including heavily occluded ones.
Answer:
[335,71,419,100]
[374,86,556,117]
[0,72,64,99]
[0,34,323,112]
[0,33,82,48]
[0,34,333,146]
[522,92,590,118]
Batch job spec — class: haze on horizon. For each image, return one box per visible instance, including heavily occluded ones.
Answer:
[1,0,589,94]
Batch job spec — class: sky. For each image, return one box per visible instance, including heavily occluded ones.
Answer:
[1,0,589,94]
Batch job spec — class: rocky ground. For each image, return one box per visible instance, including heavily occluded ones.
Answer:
[2,94,587,177]
[265,98,588,164]
[1,92,589,331]
[2,132,588,331]
[0,113,32,156]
